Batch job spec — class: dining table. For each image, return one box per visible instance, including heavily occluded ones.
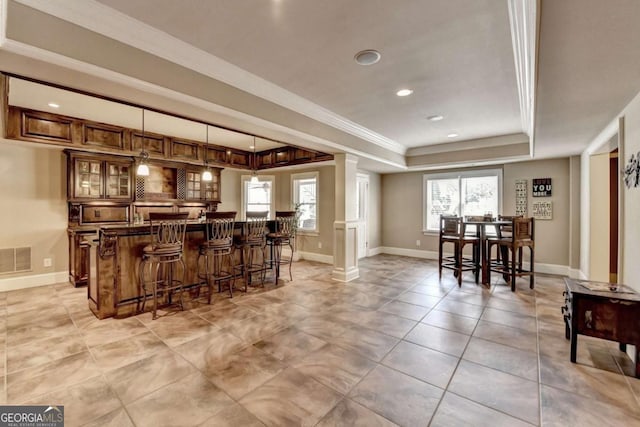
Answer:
[463,218,512,286]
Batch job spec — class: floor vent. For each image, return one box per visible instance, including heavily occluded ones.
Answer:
[0,247,32,274]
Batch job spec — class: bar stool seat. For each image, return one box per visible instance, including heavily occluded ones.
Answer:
[197,211,236,302]
[139,212,189,320]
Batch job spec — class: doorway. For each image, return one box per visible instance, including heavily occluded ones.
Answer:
[589,135,620,283]
[356,173,369,259]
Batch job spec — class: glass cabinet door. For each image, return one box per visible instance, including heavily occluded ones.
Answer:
[75,159,102,198]
[203,173,219,201]
[105,162,131,199]
[186,171,201,199]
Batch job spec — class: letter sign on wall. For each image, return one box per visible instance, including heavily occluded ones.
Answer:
[532,178,552,197]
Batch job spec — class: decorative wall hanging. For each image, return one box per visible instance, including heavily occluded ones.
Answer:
[623,151,640,188]
[515,179,527,216]
[532,178,552,197]
[532,201,552,220]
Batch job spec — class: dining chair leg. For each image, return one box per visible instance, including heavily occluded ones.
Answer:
[529,247,535,289]
[457,244,463,287]
[438,242,442,279]
[510,247,517,292]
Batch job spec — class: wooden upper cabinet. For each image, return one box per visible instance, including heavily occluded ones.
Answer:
[82,123,127,150]
[132,131,166,157]
[67,152,133,201]
[7,106,333,170]
[170,139,199,161]
[6,107,78,144]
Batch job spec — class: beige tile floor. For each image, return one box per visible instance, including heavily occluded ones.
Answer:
[1,255,640,426]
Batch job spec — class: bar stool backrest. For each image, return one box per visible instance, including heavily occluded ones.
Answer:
[513,217,534,242]
[246,211,268,241]
[275,211,297,237]
[205,211,236,244]
[440,215,462,238]
[148,212,189,252]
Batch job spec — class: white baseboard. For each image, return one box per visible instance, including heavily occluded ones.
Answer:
[298,251,333,264]
[367,246,384,256]
[376,246,570,276]
[0,271,69,292]
[378,247,439,260]
[569,268,582,279]
[332,267,360,282]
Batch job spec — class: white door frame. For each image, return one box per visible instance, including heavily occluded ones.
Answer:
[356,173,369,259]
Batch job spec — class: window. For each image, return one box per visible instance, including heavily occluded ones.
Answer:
[242,175,275,219]
[423,169,502,232]
[292,172,318,233]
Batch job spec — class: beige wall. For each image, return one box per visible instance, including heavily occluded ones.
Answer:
[367,171,382,250]
[503,158,571,266]
[217,168,242,213]
[381,158,573,269]
[272,165,335,257]
[588,153,611,281]
[569,156,581,270]
[0,140,68,284]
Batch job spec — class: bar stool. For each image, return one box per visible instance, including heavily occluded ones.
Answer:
[197,211,236,301]
[438,215,480,286]
[234,211,269,288]
[139,212,188,319]
[487,215,521,272]
[488,216,535,291]
[266,211,296,282]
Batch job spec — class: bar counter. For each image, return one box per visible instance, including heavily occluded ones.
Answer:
[83,221,270,319]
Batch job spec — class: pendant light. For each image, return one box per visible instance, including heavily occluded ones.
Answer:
[202,124,213,181]
[136,109,150,176]
[250,136,259,184]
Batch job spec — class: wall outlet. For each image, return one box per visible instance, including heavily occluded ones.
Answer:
[416,240,421,247]
[43,258,52,267]
[318,242,322,249]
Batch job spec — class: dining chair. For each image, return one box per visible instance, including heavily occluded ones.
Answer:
[488,216,535,291]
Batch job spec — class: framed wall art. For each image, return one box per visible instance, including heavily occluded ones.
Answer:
[532,201,552,220]
[515,179,527,216]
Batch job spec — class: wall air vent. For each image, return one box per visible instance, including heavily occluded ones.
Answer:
[0,247,32,274]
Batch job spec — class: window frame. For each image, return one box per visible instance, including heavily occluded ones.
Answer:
[241,175,275,220]
[291,171,319,235]
[422,168,503,233]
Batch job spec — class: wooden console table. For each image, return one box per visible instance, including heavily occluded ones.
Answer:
[563,277,640,377]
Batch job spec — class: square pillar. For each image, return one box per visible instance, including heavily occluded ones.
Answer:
[332,153,359,281]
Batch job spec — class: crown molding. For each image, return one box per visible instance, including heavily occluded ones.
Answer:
[508,0,538,157]
[12,0,405,155]
[406,133,529,157]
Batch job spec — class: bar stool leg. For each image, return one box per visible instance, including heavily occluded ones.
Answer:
[139,259,147,313]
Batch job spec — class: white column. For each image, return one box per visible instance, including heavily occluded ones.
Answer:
[332,153,359,281]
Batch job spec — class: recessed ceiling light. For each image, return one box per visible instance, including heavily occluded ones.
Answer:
[249,145,255,150]
[447,133,459,138]
[48,102,60,108]
[396,89,413,97]
[354,49,381,66]
[427,115,444,121]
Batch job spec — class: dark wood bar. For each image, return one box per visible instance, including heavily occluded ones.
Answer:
[87,221,276,319]
[87,222,206,318]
